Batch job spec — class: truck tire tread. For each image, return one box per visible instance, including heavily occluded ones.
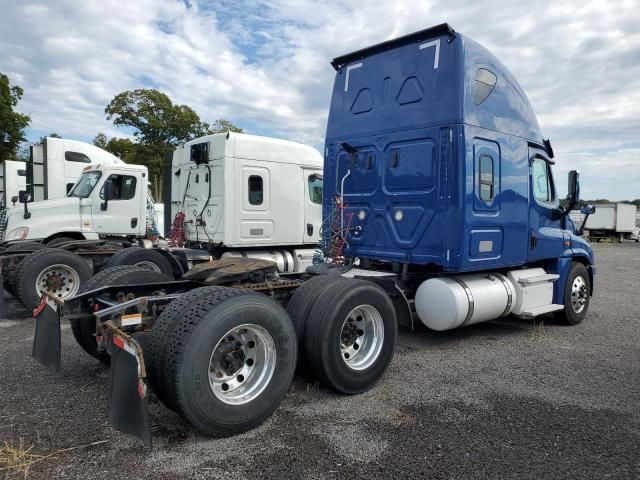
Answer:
[286,274,348,374]
[105,247,174,277]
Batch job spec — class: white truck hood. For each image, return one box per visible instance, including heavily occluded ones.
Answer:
[4,197,82,241]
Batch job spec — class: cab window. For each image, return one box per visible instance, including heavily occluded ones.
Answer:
[248,175,263,205]
[308,174,323,204]
[68,171,101,198]
[532,157,554,203]
[100,174,137,200]
[479,154,494,202]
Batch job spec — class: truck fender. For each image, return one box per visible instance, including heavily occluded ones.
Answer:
[156,249,187,278]
[551,252,594,304]
[367,277,413,330]
[570,248,595,295]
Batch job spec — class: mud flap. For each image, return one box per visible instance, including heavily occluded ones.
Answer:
[108,331,152,447]
[32,298,62,374]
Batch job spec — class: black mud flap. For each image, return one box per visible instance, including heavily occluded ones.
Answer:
[32,298,62,374]
[108,332,152,447]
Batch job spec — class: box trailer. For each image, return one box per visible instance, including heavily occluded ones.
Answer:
[584,203,637,241]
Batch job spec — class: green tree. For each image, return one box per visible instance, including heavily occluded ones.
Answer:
[105,89,210,146]
[92,132,108,149]
[0,73,31,162]
[105,89,213,199]
[93,133,135,159]
[209,119,243,134]
[106,137,136,159]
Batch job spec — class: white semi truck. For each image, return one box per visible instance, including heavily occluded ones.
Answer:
[1,132,323,308]
[0,137,124,241]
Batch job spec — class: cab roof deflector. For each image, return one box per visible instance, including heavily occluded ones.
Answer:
[330,23,456,71]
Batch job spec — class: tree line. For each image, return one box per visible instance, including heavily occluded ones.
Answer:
[0,73,241,199]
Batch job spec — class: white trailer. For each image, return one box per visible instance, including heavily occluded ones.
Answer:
[584,203,637,241]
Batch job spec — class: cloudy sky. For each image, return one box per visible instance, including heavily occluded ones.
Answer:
[1,0,638,199]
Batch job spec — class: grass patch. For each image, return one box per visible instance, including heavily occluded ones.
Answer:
[529,319,546,342]
[0,439,108,478]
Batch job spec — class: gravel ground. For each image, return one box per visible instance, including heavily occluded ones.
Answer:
[1,243,639,479]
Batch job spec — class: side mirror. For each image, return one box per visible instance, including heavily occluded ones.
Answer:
[567,170,579,210]
[17,169,26,177]
[101,180,116,211]
[581,205,596,215]
[11,195,18,205]
[19,192,32,220]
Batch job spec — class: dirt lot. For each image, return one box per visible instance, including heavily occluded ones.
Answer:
[1,243,639,479]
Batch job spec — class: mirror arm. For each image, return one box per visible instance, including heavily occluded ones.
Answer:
[23,196,31,220]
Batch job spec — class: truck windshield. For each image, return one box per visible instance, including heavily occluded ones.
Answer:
[68,171,102,198]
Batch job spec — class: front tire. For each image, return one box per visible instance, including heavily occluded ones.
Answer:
[554,262,591,325]
[304,279,397,394]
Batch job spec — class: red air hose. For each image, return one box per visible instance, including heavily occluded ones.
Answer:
[168,211,187,247]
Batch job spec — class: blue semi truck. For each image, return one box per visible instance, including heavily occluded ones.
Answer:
[31,24,594,445]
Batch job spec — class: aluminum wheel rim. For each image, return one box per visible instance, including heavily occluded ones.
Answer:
[35,264,81,300]
[134,260,162,272]
[571,275,588,314]
[339,304,384,371]
[208,324,277,405]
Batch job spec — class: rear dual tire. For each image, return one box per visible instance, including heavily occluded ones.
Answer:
[16,248,92,309]
[2,242,46,295]
[148,288,297,436]
[291,277,397,395]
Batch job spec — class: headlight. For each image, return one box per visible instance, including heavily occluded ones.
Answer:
[6,227,29,241]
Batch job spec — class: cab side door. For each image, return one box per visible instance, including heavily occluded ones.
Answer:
[91,169,145,236]
[527,148,564,261]
[303,169,323,243]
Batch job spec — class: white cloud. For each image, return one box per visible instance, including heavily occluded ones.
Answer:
[1,0,638,199]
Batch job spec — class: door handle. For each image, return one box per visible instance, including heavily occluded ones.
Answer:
[530,231,537,249]
[131,218,138,228]
[307,223,313,236]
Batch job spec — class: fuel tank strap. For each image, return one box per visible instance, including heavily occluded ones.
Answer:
[490,273,513,317]
[451,277,474,326]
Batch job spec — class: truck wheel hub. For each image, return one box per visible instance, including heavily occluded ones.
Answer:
[35,264,81,300]
[339,305,384,372]
[208,324,277,405]
[571,275,588,314]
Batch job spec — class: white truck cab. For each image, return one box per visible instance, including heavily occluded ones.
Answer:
[3,163,149,242]
[169,132,323,271]
[2,133,323,271]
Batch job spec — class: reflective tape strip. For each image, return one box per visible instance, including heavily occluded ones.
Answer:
[451,277,474,326]
[113,335,137,357]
